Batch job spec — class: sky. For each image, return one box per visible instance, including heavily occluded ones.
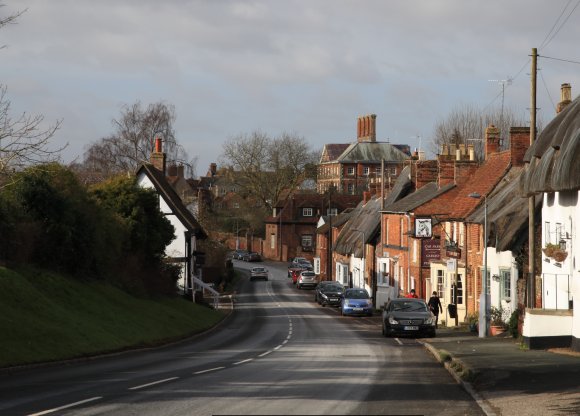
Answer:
[3,0,580,177]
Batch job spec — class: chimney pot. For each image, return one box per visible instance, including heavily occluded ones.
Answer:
[557,83,572,113]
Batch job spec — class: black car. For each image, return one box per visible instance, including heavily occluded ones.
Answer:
[242,252,261,262]
[314,281,344,307]
[232,249,248,260]
[381,298,436,338]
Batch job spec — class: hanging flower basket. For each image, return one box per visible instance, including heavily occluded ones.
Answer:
[552,249,568,262]
[542,243,558,258]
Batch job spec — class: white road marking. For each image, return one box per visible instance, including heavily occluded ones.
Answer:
[233,358,253,365]
[258,351,272,357]
[273,345,282,350]
[28,397,103,416]
[194,366,225,375]
[128,377,179,390]
[395,338,403,345]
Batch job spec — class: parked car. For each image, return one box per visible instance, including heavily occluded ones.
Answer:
[288,266,303,279]
[242,252,261,262]
[341,288,373,316]
[290,257,313,270]
[314,281,345,307]
[289,268,302,285]
[296,271,318,289]
[381,298,436,338]
[232,249,248,260]
[250,266,269,281]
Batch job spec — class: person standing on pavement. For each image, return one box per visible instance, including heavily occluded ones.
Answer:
[428,291,443,328]
[405,289,418,298]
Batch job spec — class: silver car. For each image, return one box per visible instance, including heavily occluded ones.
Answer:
[296,271,318,289]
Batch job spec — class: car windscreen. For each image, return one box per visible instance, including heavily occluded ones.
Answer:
[391,301,428,312]
[345,289,369,299]
[323,284,344,292]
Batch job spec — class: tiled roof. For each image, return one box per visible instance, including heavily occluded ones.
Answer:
[337,142,410,163]
[414,151,511,220]
[383,182,455,213]
[321,144,350,162]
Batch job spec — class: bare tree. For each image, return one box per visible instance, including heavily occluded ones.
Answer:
[0,7,64,186]
[0,85,64,184]
[82,101,195,177]
[431,103,528,160]
[221,131,317,210]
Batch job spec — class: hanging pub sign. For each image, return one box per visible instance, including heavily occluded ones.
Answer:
[421,239,441,268]
[446,247,461,258]
[415,218,432,238]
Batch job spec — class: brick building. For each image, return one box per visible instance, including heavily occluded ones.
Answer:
[317,114,411,195]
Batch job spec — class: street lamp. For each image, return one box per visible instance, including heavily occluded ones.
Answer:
[468,192,489,337]
[352,229,366,289]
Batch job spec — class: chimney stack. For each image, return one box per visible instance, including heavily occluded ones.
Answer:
[150,137,166,174]
[509,127,530,167]
[357,114,377,142]
[556,83,572,113]
[208,163,217,177]
[485,124,500,160]
[363,191,371,204]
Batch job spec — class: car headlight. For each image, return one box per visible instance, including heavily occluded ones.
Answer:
[425,316,436,325]
[388,316,399,325]
[343,299,350,306]
[321,293,328,299]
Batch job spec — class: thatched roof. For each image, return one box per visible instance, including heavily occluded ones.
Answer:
[467,167,541,252]
[520,95,580,195]
[333,166,413,257]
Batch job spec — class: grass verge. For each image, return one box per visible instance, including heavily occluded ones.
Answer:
[0,266,225,368]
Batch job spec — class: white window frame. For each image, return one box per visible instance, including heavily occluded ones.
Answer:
[270,234,276,249]
[301,234,313,249]
[347,166,355,175]
[303,208,313,217]
[363,166,370,176]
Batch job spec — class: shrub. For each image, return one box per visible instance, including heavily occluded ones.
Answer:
[490,306,506,327]
[508,309,520,338]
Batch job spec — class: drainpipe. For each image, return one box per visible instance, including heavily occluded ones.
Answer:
[407,214,412,294]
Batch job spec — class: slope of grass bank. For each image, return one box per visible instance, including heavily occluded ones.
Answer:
[0,267,225,368]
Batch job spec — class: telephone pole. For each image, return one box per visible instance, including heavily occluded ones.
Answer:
[528,47,537,308]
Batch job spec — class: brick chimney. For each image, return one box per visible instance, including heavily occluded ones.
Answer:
[207,163,217,177]
[363,191,371,204]
[150,137,166,174]
[357,114,377,142]
[485,125,500,160]
[556,83,572,113]
[509,127,530,167]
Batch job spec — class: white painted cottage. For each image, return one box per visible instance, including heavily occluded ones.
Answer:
[520,84,580,350]
[136,138,209,301]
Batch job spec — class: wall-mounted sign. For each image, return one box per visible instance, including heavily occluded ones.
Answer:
[446,259,457,271]
[415,218,432,238]
[421,239,440,268]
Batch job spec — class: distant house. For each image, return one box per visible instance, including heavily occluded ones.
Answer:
[136,138,209,301]
[520,83,579,350]
[263,193,360,262]
[317,114,410,195]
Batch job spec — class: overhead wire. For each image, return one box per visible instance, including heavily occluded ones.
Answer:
[538,0,573,50]
[540,0,580,51]
[539,69,556,112]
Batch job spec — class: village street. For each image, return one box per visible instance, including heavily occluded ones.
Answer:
[0,260,482,416]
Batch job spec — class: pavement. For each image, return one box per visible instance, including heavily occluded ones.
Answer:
[420,326,580,416]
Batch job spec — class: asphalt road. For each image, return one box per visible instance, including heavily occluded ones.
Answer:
[0,260,484,415]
